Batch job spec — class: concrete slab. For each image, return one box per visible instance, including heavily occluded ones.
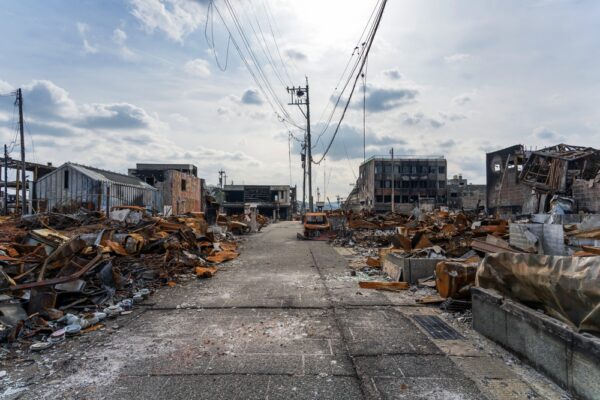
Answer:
[367,377,485,400]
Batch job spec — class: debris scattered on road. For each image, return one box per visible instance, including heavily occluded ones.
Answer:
[0,208,244,347]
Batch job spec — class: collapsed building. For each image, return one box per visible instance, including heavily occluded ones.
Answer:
[447,174,486,211]
[222,184,295,220]
[34,162,159,213]
[128,163,204,215]
[356,155,447,213]
[487,144,600,215]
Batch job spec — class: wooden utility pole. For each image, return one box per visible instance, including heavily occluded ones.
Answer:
[16,89,27,215]
[287,77,312,212]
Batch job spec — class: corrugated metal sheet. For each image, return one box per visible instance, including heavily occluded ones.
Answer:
[35,163,158,212]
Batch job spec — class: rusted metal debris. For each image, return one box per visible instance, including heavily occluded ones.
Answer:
[0,208,244,345]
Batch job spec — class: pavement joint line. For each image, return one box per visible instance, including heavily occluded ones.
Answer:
[352,352,450,358]
[308,246,370,400]
[143,304,424,312]
[121,372,357,378]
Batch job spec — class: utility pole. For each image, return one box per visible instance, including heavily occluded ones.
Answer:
[16,89,27,215]
[3,145,7,215]
[287,77,312,212]
[218,169,226,188]
[301,143,306,212]
[390,147,395,213]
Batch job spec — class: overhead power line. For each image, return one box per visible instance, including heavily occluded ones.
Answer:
[207,0,303,132]
[313,0,388,165]
[313,0,382,149]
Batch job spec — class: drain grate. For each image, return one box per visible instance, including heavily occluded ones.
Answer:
[412,315,464,340]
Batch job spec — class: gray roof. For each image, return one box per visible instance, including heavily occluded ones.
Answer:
[67,163,157,190]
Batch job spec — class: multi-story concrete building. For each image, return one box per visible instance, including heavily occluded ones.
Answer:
[447,174,486,211]
[357,155,447,213]
[222,185,294,220]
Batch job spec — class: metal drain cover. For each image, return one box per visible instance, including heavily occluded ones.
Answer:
[412,315,464,340]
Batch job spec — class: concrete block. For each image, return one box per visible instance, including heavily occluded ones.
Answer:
[471,287,507,346]
[472,287,600,400]
[502,301,569,385]
[571,333,600,400]
[383,253,443,284]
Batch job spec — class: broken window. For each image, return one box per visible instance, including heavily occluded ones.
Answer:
[145,177,155,185]
[439,181,446,188]
[384,195,391,203]
[63,170,69,189]
[181,179,187,191]
[438,166,445,174]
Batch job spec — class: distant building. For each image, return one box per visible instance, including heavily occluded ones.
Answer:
[486,143,600,215]
[222,185,293,220]
[356,155,447,213]
[486,145,530,215]
[35,162,158,213]
[447,174,486,211]
[128,163,203,215]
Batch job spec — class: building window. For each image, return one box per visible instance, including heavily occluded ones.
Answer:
[375,195,383,203]
[439,181,446,188]
[494,163,501,172]
[145,176,155,185]
[181,179,187,191]
[64,170,69,189]
[384,195,391,203]
[438,166,446,174]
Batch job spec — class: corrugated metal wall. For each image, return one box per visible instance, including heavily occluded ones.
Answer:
[35,164,158,212]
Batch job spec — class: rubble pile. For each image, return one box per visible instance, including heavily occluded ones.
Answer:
[330,209,512,306]
[333,206,600,333]
[0,207,242,347]
[217,212,270,234]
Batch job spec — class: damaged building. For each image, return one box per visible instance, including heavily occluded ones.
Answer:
[447,174,486,211]
[34,162,159,213]
[128,163,204,215]
[487,144,600,215]
[222,184,294,220]
[486,144,530,215]
[357,155,447,213]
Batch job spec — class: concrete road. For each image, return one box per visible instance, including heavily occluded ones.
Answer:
[15,222,566,399]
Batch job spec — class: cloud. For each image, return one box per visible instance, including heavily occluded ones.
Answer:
[444,53,471,63]
[23,80,79,121]
[0,80,13,93]
[112,28,127,46]
[285,49,307,61]
[360,85,418,112]
[439,139,457,148]
[532,126,564,141]
[383,69,402,80]
[184,58,211,78]
[79,103,158,130]
[112,28,137,61]
[401,112,444,129]
[452,93,472,106]
[128,0,206,43]
[439,112,467,122]
[76,22,98,54]
[302,123,412,161]
[20,80,160,133]
[240,88,263,105]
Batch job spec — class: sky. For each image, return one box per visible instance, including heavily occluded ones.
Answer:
[1,0,599,201]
